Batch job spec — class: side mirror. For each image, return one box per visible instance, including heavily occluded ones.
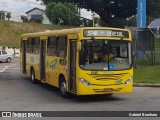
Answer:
[77,42,81,51]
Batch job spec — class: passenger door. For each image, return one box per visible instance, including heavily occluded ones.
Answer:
[68,40,77,92]
[40,40,46,81]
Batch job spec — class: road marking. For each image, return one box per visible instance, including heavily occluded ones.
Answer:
[10,68,19,70]
[0,64,16,72]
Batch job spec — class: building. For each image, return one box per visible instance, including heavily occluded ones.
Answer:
[25,7,50,24]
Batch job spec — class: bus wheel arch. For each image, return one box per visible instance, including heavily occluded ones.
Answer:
[30,67,37,84]
[59,74,70,98]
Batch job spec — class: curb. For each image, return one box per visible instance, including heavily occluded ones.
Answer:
[134,83,160,87]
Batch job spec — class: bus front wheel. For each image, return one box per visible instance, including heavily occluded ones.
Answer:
[59,77,70,98]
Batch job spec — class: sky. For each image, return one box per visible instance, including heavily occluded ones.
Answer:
[0,0,94,20]
[0,0,45,15]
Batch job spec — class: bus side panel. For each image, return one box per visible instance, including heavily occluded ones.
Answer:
[25,53,40,80]
[34,54,41,81]
[46,56,58,87]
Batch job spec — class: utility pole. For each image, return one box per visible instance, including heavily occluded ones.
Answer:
[77,4,81,22]
[92,11,95,27]
[78,6,81,19]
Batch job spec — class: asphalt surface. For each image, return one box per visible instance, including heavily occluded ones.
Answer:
[0,58,160,119]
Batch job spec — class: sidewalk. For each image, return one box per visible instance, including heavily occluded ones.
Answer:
[134,83,160,87]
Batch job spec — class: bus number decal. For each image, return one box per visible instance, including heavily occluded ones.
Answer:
[91,71,98,75]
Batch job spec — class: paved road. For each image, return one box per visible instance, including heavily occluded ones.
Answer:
[0,59,160,119]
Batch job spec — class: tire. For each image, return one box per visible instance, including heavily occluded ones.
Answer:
[30,69,37,84]
[59,77,70,98]
[6,57,11,63]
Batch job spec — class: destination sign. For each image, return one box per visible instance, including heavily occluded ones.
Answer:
[83,30,129,38]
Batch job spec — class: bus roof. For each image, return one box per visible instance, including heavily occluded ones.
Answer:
[21,27,130,37]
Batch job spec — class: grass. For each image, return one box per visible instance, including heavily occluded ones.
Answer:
[134,51,160,67]
[0,20,73,47]
[134,65,160,83]
[155,38,160,48]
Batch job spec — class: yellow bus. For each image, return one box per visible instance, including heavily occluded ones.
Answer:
[20,27,133,98]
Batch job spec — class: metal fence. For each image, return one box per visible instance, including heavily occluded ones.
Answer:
[129,27,160,68]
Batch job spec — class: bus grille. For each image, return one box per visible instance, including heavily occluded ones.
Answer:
[88,73,128,81]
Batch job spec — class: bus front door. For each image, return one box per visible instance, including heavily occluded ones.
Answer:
[40,40,46,81]
[68,41,77,93]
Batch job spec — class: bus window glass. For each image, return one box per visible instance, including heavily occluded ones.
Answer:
[28,38,32,45]
[27,37,40,54]
[56,36,67,58]
[27,46,32,53]
[79,40,132,70]
[47,36,57,56]
[27,38,32,53]
[32,37,40,54]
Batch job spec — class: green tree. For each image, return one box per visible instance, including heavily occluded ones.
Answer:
[146,0,160,25]
[6,12,11,20]
[39,0,137,27]
[80,18,92,27]
[39,0,160,28]
[45,2,80,26]
[94,17,101,27]
[126,15,137,27]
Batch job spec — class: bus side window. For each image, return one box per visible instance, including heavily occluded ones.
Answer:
[26,37,40,54]
[27,38,33,53]
[47,36,57,56]
[32,37,40,54]
[56,36,67,58]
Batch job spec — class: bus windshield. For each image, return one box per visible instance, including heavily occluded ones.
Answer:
[79,40,132,71]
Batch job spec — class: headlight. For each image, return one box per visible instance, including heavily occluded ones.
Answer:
[79,78,91,86]
[124,77,133,85]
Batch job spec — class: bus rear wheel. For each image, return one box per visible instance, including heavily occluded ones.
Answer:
[30,69,37,84]
[59,77,70,98]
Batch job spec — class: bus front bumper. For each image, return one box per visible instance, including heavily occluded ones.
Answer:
[76,81,133,95]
